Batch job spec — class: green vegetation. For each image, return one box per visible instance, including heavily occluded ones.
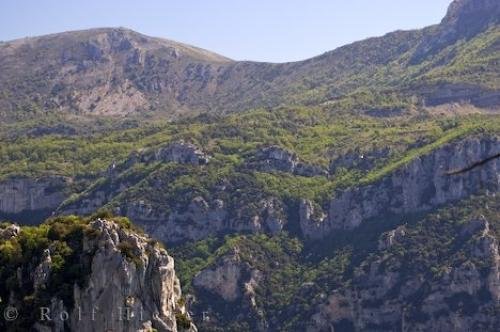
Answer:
[175,312,193,330]
[0,216,93,330]
[0,214,149,330]
[1,102,498,221]
[172,195,500,331]
[0,12,498,332]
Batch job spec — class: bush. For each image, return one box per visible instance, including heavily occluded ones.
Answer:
[175,312,192,330]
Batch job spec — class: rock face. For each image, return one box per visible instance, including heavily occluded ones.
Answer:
[443,0,500,31]
[329,148,391,173]
[0,176,69,217]
[128,196,286,243]
[191,249,265,329]
[138,141,211,166]
[193,253,247,302]
[122,141,210,169]
[0,223,20,239]
[307,217,500,332]
[155,142,210,166]
[301,136,500,238]
[378,225,406,250]
[250,146,327,177]
[411,0,500,64]
[28,219,196,332]
[299,200,328,239]
[419,83,500,108]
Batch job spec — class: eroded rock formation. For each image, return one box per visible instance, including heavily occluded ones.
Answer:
[6,219,196,332]
[301,136,500,238]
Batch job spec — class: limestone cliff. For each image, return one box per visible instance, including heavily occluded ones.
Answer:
[0,218,196,332]
[0,176,69,219]
[307,216,500,331]
[67,219,196,332]
[301,135,500,239]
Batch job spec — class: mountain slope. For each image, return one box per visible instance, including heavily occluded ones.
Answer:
[0,0,499,124]
[0,27,232,121]
[0,1,499,331]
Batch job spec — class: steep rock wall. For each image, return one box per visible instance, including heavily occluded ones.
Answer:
[301,136,500,238]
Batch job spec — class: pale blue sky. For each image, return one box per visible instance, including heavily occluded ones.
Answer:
[0,0,452,62]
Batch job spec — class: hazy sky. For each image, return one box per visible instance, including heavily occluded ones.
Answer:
[0,0,452,63]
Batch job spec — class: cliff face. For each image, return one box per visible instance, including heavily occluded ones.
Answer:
[410,0,500,64]
[0,176,69,218]
[68,219,196,332]
[442,0,500,31]
[59,141,288,244]
[301,136,500,238]
[184,196,500,331]
[307,216,500,332]
[0,218,196,332]
[130,196,286,244]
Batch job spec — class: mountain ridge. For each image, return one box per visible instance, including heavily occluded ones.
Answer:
[0,0,498,122]
[0,1,499,331]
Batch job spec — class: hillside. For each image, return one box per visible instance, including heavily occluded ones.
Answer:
[0,0,499,331]
[0,0,499,125]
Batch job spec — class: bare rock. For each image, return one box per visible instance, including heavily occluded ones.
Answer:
[155,141,210,166]
[33,249,52,291]
[249,145,327,177]
[0,176,70,216]
[193,252,245,302]
[378,225,406,250]
[29,218,197,332]
[0,224,20,240]
[299,199,327,239]
[309,136,499,237]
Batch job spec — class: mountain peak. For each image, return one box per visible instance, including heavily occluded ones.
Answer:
[409,0,499,64]
[2,27,232,64]
[442,0,499,31]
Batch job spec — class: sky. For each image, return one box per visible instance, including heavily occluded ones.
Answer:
[0,0,452,63]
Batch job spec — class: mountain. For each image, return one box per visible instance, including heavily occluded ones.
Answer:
[0,0,499,331]
[410,0,500,63]
[0,216,196,331]
[0,0,499,124]
[0,27,232,121]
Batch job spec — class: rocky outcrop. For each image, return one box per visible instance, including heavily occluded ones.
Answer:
[299,200,328,239]
[442,0,499,31]
[411,0,500,64]
[193,252,247,302]
[378,225,406,250]
[419,83,500,108]
[154,142,210,166]
[329,147,391,173]
[128,196,286,243]
[33,249,52,291]
[25,219,196,332]
[128,196,227,243]
[124,141,210,168]
[0,176,69,217]
[68,219,196,332]
[307,217,500,331]
[0,223,20,239]
[301,136,500,238]
[249,146,327,177]
[192,249,265,329]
